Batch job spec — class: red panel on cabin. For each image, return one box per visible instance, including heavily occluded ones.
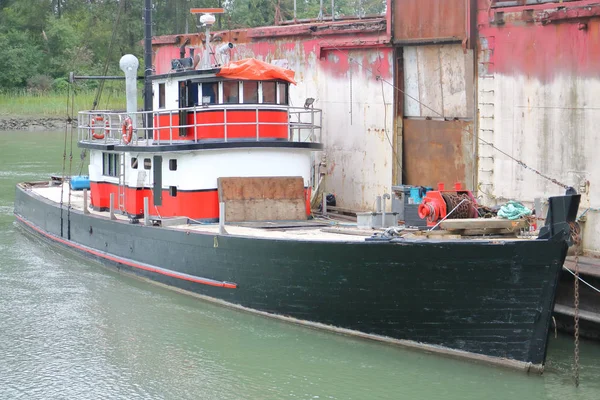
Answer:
[153,113,181,141]
[154,190,219,220]
[90,181,219,219]
[152,109,288,140]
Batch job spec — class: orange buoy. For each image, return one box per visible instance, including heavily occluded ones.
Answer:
[121,117,133,144]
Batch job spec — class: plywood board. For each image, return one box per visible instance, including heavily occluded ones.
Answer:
[218,177,306,222]
[440,218,527,231]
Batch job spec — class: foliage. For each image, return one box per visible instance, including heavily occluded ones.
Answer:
[0,0,385,92]
[27,75,54,92]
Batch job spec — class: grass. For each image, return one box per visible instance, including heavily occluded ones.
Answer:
[0,89,141,118]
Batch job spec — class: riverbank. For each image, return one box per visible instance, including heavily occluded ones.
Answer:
[0,117,74,131]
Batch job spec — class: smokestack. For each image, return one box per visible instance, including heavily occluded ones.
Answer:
[120,54,139,128]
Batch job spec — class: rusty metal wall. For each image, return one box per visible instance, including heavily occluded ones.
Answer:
[403,119,475,189]
[393,0,467,43]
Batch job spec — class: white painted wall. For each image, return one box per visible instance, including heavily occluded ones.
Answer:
[91,148,312,191]
[161,148,312,190]
[477,73,600,254]
[404,44,473,118]
[234,44,395,210]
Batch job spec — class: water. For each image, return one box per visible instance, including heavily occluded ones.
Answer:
[0,130,599,399]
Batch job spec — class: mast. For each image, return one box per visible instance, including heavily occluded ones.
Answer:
[143,0,153,133]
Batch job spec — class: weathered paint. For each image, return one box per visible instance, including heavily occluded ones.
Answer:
[403,119,475,189]
[400,43,475,190]
[403,44,473,118]
[152,20,394,211]
[393,0,468,44]
[477,0,600,255]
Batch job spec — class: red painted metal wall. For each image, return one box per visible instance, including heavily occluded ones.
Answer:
[479,0,600,81]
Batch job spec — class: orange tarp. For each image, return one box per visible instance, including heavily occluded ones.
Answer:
[216,58,296,84]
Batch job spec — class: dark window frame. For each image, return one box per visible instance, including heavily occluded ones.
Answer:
[158,83,166,109]
[102,152,119,177]
[242,81,258,104]
[262,81,277,104]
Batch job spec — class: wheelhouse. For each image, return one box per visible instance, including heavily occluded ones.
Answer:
[76,58,323,222]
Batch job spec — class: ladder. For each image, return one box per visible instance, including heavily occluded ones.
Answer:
[118,153,126,212]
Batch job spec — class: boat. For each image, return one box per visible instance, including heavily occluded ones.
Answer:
[13,8,582,372]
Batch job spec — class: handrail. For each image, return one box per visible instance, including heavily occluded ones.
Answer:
[78,104,322,146]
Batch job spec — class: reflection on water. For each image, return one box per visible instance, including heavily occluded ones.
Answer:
[0,131,598,399]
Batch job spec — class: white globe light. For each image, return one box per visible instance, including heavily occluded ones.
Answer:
[199,14,216,26]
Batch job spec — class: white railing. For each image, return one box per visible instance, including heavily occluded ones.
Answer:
[77,105,322,146]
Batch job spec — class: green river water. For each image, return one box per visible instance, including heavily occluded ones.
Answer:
[0,130,599,399]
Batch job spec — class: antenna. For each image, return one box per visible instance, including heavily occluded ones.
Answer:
[191,8,225,69]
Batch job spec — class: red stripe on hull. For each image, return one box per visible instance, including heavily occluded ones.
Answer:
[153,109,288,141]
[14,214,237,289]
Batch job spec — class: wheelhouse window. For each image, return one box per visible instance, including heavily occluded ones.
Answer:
[262,82,276,104]
[131,157,138,169]
[277,82,288,105]
[102,153,119,177]
[243,81,258,103]
[158,83,165,108]
[144,158,151,170]
[222,81,239,104]
[201,82,218,104]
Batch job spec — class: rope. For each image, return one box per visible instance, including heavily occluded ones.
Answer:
[563,266,600,294]
[66,88,75,240]
[92,0,126,110]
[312,36,571,191]
[59,84,70,237]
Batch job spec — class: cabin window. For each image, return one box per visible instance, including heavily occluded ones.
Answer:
[144,158,151,170]
[131,157,138,169]
[201,82,218,104]
[169,159,177,171]
[262,82,276,104]
[169,186,177,197]
[242,81,258,103]
[102,153,119,177]
[277,83,288,105]
[222,81,239,104]
[158,83,166,108]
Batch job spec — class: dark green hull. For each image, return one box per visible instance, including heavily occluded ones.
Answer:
[14,184,570,369]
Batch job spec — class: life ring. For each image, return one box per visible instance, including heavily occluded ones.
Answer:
[91,116,105,140]
[121,117,133,144]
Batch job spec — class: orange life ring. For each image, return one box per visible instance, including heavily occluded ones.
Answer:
[91,116,105,140]
[121,117,133,144]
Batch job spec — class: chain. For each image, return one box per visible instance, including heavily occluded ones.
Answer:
[442,193,475,219]
[569,221,582,387]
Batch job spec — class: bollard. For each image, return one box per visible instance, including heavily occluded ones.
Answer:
[83,189,89,214]
[109,193,116,220]
[219,202,228,235]
[144,197,149,226]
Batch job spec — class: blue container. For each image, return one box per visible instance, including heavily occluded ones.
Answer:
[70,175,90,190]
[408,186,433,204]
